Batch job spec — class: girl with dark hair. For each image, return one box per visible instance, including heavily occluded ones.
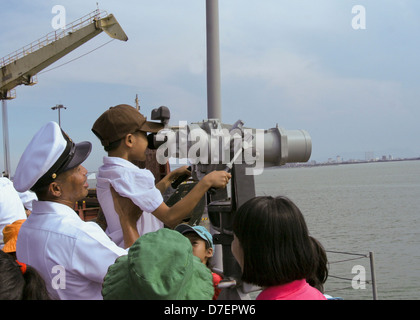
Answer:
[0,250,51,300]
[231,196,327,300]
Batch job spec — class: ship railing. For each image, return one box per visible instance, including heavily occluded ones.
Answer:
[325,250,378,300]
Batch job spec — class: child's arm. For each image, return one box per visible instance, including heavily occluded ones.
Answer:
[111,187,142,248]
[151,170,231,228]
[154,165,191,194]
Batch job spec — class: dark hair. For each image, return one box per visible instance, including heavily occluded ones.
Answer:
[307,236,329,293]
[104,138,122,152]
[232,196,318,287]
[0,251,51,300]
[31,183,50,198]
[31,168,71,199]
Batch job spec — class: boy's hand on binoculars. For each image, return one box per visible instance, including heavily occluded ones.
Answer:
[204,170,232,189]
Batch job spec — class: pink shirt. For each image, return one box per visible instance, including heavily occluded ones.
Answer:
[256,279,327,300]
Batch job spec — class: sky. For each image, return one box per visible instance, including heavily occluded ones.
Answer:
[1,0,420,175]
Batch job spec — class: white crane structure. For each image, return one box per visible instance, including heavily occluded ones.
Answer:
[0,9,128,177]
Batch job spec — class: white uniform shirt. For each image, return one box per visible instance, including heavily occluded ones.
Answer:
[96,156,164,248]
[16,200,127,300]
[0,177,27,249]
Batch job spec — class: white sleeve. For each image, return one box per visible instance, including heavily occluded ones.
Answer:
[112,169,163,213]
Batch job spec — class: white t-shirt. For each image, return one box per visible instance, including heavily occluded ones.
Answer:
[96,156,164,248]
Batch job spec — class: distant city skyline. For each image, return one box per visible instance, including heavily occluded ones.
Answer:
[312,147,420,165]
[290,153,420,168]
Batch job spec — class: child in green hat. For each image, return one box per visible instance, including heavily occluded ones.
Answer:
[102,228,214,300]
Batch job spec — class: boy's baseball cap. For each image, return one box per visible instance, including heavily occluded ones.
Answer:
[175,224,214,251]
[91,104,164,147]
[13,121,92,192]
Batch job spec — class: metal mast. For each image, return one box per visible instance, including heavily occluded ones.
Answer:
[1,100,10,177]
[206,0,222,120]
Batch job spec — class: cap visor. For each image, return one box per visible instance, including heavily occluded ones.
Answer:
[175,224,195,235]
[140,121,164,133]
[64,141,92,171]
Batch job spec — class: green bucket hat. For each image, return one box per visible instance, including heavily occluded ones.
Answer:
[102,228,214,300]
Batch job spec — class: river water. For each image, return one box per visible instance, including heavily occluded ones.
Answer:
[87,160,419,299]
[254,160,420,300]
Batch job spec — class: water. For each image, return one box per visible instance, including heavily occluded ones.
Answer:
[87,160,419,299]
[254,160,420,300]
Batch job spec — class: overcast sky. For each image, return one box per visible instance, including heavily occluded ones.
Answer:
[1,0,420,175]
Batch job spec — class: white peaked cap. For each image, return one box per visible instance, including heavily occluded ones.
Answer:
[13,121,91,192]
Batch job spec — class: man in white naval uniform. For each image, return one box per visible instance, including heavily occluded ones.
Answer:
[13,122,139,300]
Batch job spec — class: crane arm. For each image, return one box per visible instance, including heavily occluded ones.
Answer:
[0,11,128,99]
